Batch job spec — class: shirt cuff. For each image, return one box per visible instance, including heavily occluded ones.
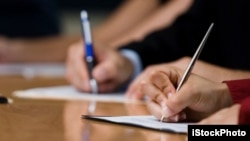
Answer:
[223,79,250,104]
[239,97,250,124]
[119,49,142,81]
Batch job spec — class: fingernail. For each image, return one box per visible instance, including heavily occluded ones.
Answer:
[175,115,180,122]
[160,101,166,109]
[160,101,173,118]
[181,112,187,120]
[167,92,173,98]
[169,115,180,122]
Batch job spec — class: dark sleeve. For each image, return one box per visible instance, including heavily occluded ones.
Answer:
[239,97,250,124]
[223,78,250,104]
[119,24,185,69]
[159,0,168,4]
[118,0,215,69]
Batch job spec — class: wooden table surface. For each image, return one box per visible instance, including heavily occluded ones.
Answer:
[0,75,187,141]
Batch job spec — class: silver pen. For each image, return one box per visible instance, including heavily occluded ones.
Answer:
[160,23,214,122]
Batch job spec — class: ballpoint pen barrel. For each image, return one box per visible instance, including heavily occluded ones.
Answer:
[85,43,94,57]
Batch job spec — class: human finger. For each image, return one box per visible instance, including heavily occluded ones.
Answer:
[125,73,146,99]
[146,100,185,122]
[125,66,155,99]
[150,71,176,97]
[66,43,91,91]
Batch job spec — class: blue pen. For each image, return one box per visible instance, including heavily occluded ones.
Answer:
[80,10,98,94]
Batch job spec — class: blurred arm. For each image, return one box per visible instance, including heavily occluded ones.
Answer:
[0,35,80,62]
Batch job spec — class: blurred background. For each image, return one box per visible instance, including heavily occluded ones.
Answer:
[55,0,123,35]
[0,0,124,75]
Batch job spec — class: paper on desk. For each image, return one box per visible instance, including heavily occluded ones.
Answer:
[13,85,129,103]
[82,115,189,133]
[0,63,65,78]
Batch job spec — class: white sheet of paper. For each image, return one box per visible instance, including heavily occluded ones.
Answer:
[12,85,130,103]
[82,115,189,133]
[0,63,65,78]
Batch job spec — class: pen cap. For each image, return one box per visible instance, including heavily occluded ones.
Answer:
[81,10,92,43]
[80,10,94,57]
[81,10,88,19]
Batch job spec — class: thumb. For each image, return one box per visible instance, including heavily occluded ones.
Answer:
[164,90,192,118]
[92,61,116,83]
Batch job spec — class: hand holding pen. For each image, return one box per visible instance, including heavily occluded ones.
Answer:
[80,10,99,94]
[159,23,214,122]
[66,10,135,94]
[139,23,214,122]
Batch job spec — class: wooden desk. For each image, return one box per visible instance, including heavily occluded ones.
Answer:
[0,76,187,141]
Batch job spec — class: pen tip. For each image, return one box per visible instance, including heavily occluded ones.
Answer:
[81,10,88,19]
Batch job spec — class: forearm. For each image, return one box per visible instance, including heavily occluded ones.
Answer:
[191,60,250,82]
[6,35,80,62]
[166,57,250,83]
[108,0,193,48]
[93,0,160,44]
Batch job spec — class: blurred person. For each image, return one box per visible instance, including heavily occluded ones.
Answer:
[91,0,193,48]
[66,0,193,92]
[66,0,250,98]
[0,0,79,62]
[0,0,192,62]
